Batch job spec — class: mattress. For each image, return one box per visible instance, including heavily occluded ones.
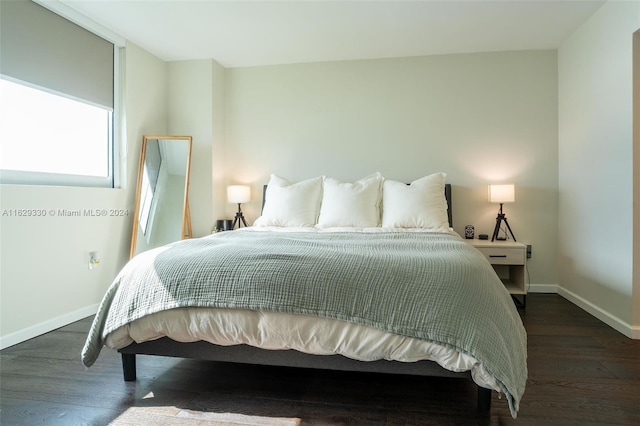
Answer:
[105,306,499,391]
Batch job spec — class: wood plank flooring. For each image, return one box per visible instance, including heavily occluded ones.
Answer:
[1,294,639,425]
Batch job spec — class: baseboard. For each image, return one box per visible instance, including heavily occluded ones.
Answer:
[528,284,558,293]
[0,304,98,350]
[524,284,638,339]
[557,287,635,339]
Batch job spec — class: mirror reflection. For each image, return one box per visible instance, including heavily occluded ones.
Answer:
[130,135,192,258]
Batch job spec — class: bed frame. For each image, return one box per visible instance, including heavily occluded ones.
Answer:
[118,183,492,412]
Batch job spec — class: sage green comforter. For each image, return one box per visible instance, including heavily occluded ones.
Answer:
[82,230,526,417]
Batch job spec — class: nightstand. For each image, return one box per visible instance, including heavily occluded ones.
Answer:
[468,239,527,307]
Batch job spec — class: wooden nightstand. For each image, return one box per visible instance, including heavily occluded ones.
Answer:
[468,239,527,307]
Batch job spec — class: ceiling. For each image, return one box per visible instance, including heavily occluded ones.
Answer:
[60,0,606,68]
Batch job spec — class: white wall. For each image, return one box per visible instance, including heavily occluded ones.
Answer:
[558,1,639,336]
[166,59,228,235]
[0,42,168,348]
[225,50,559,287]
[167,61,213,236]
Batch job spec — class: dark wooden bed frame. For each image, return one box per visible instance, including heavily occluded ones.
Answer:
[118,183,492,412]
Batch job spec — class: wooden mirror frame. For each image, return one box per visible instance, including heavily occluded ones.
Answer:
[130,135,193,258]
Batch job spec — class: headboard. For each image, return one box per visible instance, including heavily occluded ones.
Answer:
[444,183,452,227]
[262,183,453,227]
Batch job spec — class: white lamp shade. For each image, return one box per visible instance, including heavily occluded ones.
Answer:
[227,185,251,204]
[488,184,515,203]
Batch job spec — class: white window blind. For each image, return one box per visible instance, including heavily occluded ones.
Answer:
[1,0,114,109]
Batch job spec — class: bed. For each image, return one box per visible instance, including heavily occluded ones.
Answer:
[81,172,527,418]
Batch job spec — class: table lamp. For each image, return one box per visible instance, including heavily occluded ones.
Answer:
[227,185,250,229]
[488,184,516,241]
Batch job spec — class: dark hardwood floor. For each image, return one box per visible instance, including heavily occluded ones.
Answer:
[1,294,639,425]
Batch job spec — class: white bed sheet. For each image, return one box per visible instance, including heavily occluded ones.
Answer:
[105,307,499,393]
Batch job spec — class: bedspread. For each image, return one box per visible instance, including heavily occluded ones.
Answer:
[82,230,527,417]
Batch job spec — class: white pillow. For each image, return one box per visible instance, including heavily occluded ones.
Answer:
[253,175,323,227]
[317,173,384,228]
[382,172,449,229]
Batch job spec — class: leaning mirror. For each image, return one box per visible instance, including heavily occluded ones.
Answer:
[130,135,192,258]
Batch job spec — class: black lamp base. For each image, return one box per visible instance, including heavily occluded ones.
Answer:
[491,204,516,242]
[232,203,248,229]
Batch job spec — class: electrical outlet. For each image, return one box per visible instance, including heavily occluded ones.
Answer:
[89,251,100,269]
[526,244,532,259]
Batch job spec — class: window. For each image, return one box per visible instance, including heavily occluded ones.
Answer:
[0,0,124,187]
[0,78,113,183]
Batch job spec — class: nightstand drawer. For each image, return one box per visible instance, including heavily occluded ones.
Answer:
[477,248,525,265]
